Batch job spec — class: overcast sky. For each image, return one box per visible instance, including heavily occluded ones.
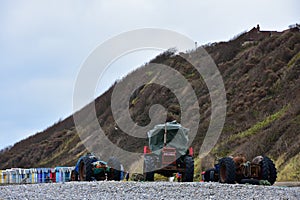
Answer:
[0,0,298,150]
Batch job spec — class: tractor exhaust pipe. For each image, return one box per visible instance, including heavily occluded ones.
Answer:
[164,123,167,146]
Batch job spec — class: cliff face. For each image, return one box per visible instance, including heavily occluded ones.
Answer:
[0,27,299,181]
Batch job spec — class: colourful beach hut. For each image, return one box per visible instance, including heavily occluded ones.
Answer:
[30,168,38,183]
[6,169,16,183]
[23,169,31,183]
[42,168,51,183]
[54,167,73,182]
[0,170,3,183]
[37,168,43,183]
[2,170,8,183]
[50,168,56,182]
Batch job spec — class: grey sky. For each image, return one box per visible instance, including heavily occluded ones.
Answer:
[0,0,298,149]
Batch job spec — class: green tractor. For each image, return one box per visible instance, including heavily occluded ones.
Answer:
[71,153,122,181]
[143,121,194,182]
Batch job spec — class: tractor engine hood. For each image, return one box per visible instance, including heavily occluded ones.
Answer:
[147,121,189,156]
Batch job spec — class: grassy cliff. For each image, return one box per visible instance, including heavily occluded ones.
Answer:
[0,26,299,181]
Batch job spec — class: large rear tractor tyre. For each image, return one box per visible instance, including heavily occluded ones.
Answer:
[261,156,277,185]
[182,156,194,182]
[219,157,236,184]
[79,157,93,181]
[108,157,122,181]
[143,155,156,181]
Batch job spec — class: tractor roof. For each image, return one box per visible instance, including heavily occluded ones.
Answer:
[147,121,189,156]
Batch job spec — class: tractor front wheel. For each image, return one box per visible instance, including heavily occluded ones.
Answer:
[79,157,93,181]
